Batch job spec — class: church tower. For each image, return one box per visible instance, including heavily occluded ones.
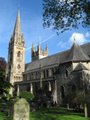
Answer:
[31,43,48,61]
[7,11,25,91]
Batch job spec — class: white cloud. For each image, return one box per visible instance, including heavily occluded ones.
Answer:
[57,32,89,50]
[57,40,71,50]
[70,32,86,45]
[85,32,90,38]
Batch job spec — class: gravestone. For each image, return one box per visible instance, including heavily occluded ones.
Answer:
[13,98,30,120]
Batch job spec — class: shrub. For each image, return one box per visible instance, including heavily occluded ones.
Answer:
[19,91,34,102]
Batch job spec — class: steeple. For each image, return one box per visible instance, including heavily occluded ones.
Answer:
[8,10,25,94]
[13,10,21,36]
[9,10,24,45]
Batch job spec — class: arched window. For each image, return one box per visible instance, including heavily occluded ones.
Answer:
[17,51,21,57]
[60,86,65,99]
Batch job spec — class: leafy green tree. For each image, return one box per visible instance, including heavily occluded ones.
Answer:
[73,91,90,117]
[73,91,90,105]
[43,0,90,32]
[20,91,34,102]
[0,67,12,101]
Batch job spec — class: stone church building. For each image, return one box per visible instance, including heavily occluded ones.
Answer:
[7,11,90,105]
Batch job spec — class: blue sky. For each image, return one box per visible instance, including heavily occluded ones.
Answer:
[0,0,90,63]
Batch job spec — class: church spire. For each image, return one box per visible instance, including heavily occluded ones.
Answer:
[10,10,25,44]
[13,10,21,35]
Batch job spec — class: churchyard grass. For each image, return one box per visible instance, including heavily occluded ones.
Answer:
[0,112,11,120]
[30,107,89,120]
[0,107,89,120]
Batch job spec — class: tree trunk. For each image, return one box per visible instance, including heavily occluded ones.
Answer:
[84,103,88,118]
[67,103,70,110]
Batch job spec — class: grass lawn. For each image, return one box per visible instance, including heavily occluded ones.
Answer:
[0,112,11,120]
[0,107,89,120]
[30,107,89,120]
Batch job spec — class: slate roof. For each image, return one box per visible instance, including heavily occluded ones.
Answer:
[60,42,90,63]
[73,63,88,72]
[25,42,90,72]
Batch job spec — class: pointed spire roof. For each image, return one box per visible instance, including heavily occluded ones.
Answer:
[9,10,25,45]
[61,42,90,63]
[13,10,21,35]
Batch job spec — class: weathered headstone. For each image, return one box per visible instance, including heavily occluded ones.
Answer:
[13,98,30,120]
